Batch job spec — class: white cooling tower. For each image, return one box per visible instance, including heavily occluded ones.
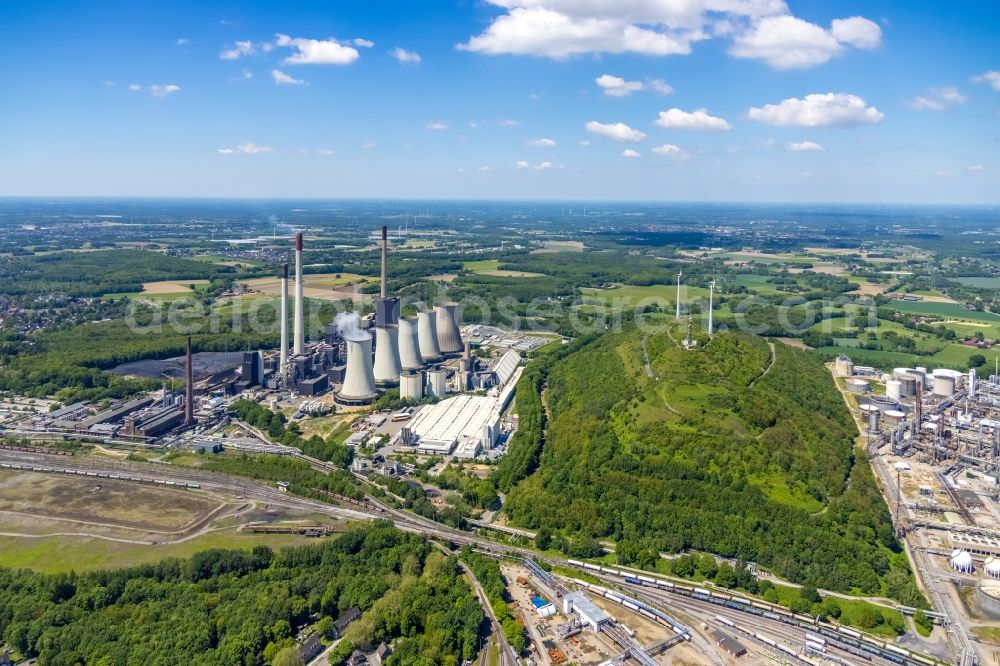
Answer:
[373,325,402,387]
[434,302,463,354]
[417,310,442,362]
[398,317,424,370]
[400,371,424,400]
[426,368,447,398]
[338,333,378,403]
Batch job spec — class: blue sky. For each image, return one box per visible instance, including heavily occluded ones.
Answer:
[1,0,998,203]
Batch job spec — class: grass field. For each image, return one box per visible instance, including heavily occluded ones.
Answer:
[580,284,710,309]
[953,277,1000,289]
[731,274,788,295]
[0,530,318,574]
[889,300,1000,323]
[463,258,544,278]
[530,240,585,254]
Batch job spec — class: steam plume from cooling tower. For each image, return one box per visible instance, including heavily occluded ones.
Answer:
[334,311,368,342]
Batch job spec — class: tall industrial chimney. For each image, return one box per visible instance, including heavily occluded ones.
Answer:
[293,232,305,355]
[184,336,194,424]
[417,309,442,362]
[398,316,424,370]
[337,332,379,403]
[435,302,463,354]
[380,225,388,299]
[373,324,402,387]
[279,263,289,379]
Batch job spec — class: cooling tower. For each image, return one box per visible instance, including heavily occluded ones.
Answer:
[373,325,402,387]
[417,310,442,362]
[279,263,289,379]
[337,333,378,403]
[398,317,424,370]
[400,371,424,400]
[293,232,305,355]
[434,302,463,354]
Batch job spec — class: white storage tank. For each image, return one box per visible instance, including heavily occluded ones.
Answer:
[860,404,881,429]
[885,380,902,401]
[846,378,870,393]
[400,371,424,400]
[985,557,1000,580]
[898,374,918,397]
[834,355,854,377]
[426,368,447,398]
[951,549,973,574]
[884,409,907,424]
[933,374,956,398]
[893,367,916,379]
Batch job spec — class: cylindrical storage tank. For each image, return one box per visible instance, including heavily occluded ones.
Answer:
[893,367,915,379]
[417,310,442,362]
[426,368,447,398]
[373,325,402,387]
[933,375,956,398]
[846,378,870,393]
[834,355,854,377]
[909,369,926,386]
[860,404,880,429]
[400,371,424,400]
[884,410,906,424]
[397,317,424,370]
[898,374,918,397]
[337,334,379,403]
[434,302,463,354]
[886,380,902,401]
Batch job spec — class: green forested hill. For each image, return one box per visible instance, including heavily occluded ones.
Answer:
[504,327,920,601]
[0,523,482,666]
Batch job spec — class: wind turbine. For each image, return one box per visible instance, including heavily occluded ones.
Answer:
[675,270,683,321]
[708,279,716,334]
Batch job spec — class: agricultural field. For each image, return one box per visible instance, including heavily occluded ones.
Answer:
[530,240,585,253]
[580,283,710,309]
[244,272,376,302]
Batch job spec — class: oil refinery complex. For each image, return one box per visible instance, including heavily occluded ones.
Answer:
[835,354,1000,665]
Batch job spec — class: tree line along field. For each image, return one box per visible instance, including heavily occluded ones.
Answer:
[502,328,925,606]
[0,523,483,666]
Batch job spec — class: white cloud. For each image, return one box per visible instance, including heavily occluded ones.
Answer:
[317,148,334,156]
[149,84,180,97]
[176,38,190,46]
[458,1,879,68]
[218,142,272,155]
[906,86,967,110]
[596,74,644,97]
[353,38,374,48]
[787,140,823,151]
[478,165,492,172]
[220,40,254,60]
[458,6,698,58]
[578,139,591,146]
[748,93,884,127]
[968,164,984,172]
[239,69,253,80]
[647,79,673,95]
[622,148,641,158]
[830,16,882,49]
[275,34,360,65]
[516,159,554,170]
[973,70,1000,92]
[391,47,422,64]
[128,83,141,92]
[426,122,449,130]
[498,119,520,127]
[934,169,952,178]
[585,120,646,142]
[730,14,881,69]
[528,137,556,146]
[651,143,689,158]
[655,108,731,131]
[271,69,305,85]
[361,142,377,149]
